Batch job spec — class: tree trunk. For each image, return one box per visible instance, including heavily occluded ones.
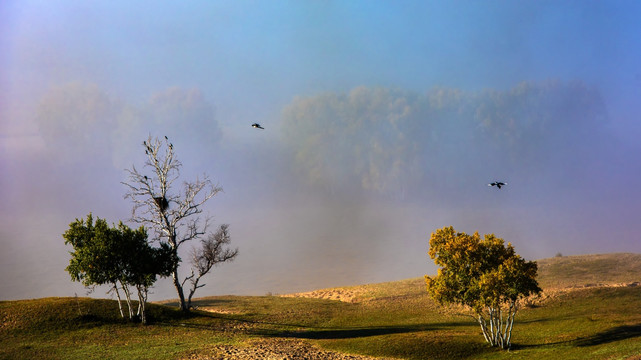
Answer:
[186,269,207,311]
[187,288,194,311]
[172,268,188,311]
[477,315,491,344]
[112,283,125,318]
[121,281,134,319]
[136,286,148,325]
[505,302,517,349]
[167,230,189,312]
[478,306,517,349]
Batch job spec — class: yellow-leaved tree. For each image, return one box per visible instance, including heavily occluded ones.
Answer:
[425,226,541,349]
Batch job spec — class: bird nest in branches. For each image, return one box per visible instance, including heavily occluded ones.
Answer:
[154,196,169,212]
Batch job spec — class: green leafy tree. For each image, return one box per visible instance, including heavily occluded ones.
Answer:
[64,214,173,324]
[425,226,541,349]
[64,214,127,316]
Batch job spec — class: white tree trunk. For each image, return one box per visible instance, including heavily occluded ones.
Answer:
[477,304,518,349]
[121,282,134,319]
[112,283,125,318]
[136,286,148,325]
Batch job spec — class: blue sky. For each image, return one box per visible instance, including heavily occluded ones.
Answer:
[1,1,641,300]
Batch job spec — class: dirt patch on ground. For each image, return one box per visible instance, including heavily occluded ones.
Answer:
[198,307,245,315]
[281,288,365,303]
[562,281,640,290]
[182,338,393,360]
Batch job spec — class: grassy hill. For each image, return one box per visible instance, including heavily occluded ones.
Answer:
[2,253,641,359]
[536,253,641,289]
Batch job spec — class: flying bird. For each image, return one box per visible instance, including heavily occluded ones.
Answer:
[252,123,265,130]
[488,181,507,189]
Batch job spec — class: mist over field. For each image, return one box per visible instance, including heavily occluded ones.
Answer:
[2,1,641,301]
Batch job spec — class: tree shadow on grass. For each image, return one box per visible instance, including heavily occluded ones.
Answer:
[512,323,641,350]
[159,298,236,309]
[510,339,573,350]
[255,323,498,360]
[252,322,469,340]
[575,323,641,347]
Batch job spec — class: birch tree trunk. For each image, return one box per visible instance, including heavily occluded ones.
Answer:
[121,282,134,319]
[476,303,518,349]
[112,283,125,318]
[136,286,148,325]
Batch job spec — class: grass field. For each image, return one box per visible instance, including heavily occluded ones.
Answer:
[2,253,641,359]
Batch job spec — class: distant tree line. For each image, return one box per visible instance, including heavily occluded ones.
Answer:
[282,81,607,198]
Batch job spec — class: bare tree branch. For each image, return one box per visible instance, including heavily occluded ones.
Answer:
[186,224,238,309]
[122,135,231,312]
[181,270,196,289]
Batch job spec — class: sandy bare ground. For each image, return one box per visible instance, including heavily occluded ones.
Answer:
[183,338,394,360]
[280,288,366,303]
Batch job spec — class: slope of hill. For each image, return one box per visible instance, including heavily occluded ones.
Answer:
[536,253,641,289]
[2,253,641,360]
[284,253,641,303]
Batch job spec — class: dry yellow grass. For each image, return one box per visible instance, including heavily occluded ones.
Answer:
[536,253,641,289]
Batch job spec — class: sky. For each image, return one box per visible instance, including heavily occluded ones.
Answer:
[1,0,641,301]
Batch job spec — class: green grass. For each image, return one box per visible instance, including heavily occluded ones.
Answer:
[0,297,237,360]
[2,253,641,359]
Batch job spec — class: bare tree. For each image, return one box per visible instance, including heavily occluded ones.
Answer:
[185,224,238,309]
[123,135,235,311]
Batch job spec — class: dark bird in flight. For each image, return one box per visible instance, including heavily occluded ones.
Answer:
[164,135,168,140]
[488,181,507,189]
[252,123,265,130]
